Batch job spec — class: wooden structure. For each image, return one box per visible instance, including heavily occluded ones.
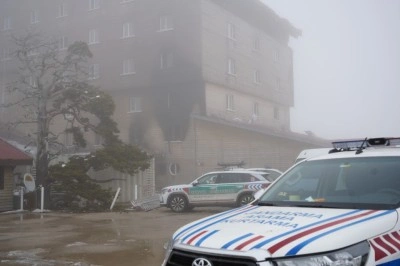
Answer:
[0,138,33,212]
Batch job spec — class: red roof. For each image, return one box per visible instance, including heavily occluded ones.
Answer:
[0,138,33,166]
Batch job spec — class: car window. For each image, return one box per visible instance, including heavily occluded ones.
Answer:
[240,173,256,182]
[266,171,281,181]
[216,173,233,183]
[215,173,256,183]
[196,174,218,184]
[260,157,400,209]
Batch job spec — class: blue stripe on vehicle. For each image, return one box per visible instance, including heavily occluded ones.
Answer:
[250,209,363,250]
[222,233,254,249]
[174,205,259,241]
[195,230,219,246]
[286,210,395,256]
[378,258,400,266]
[181,206,260,243]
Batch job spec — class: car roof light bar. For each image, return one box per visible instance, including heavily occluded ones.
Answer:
[332,137,400,150]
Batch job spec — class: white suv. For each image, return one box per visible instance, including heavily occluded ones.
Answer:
[163,137,400,265]
[160,170,271,212]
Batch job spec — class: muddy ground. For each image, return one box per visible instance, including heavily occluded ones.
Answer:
[0,207,230,266]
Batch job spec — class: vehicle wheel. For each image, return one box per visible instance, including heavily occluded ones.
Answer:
[169,194,188,213]
[237,194,254,206]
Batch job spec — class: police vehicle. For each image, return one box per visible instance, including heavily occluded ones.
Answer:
[160,170,271,213]
[162,137,400,266]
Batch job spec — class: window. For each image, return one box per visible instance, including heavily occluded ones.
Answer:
[122,22,134,38]
[58,2,68,17]
[129,97,142,113]
[3,17,11,30]
[29,76,37,88]
[0,167,4,190]
[227,23,236,40]
[58,36,68,50]
[0,87,5,106]
[253,102,259,118]
[227,58,236,75]
[89,29,99,44]
[89,0,100,10]
[226,94,234,111]
[167,92,172,109]
[88,64,100,80]
[65,132,74,146]
[169,124,183,141]
[254,70,261,84]
[30,9,39,24]
[197,173,219,184]
[273,49,279,62]
[275,77,281,90]
[159,15,173,31]
[274,107,280,120]
[253,37,260,51]
[160,52,174,69]
[218,173,258,183]
[122,59,135,75]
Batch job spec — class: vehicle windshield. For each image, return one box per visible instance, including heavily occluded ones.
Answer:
[258,157,400,209]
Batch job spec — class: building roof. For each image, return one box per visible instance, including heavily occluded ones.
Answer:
[0,137,33,166]
[192,114,330,147]
[211,0,302,42]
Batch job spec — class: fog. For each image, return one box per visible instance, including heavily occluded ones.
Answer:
[263,0,400,140]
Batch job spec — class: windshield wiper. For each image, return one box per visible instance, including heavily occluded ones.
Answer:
[292,204,336,208]
[257,202,278,206]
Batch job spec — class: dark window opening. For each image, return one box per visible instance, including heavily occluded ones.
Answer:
[169,124,183,141]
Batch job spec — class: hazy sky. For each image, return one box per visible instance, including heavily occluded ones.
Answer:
[262,0,400,140]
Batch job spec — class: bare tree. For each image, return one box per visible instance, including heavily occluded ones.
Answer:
[2,32,150,190]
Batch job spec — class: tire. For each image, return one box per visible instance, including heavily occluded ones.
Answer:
[169,194,188,213]
[237,193,254,207]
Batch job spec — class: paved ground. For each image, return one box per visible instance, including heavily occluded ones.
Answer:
[0,207,231,266]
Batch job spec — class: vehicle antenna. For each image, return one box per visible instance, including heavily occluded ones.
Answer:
[355,137,368,154]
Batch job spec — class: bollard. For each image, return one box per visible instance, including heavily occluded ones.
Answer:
[20,187,24,211]
[40,186,44,212]
[134,184,138,200]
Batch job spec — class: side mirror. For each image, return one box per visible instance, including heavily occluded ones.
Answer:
[192,181,198,186]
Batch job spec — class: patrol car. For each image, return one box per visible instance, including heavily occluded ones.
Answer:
[162,137,400,266]
[160,170,271,212]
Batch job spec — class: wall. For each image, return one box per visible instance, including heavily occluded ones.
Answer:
[89,158,155,203]
[204,82,289,131]
[201,0,294,108]
[0,166,14,212]
[156,115,321,190]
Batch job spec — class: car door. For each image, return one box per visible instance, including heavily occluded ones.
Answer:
[214,173,247,203]
[187,173,218,204]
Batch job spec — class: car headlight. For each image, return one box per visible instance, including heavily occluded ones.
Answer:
[272,241,369,266]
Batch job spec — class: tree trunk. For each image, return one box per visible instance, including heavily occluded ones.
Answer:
[35,94,49,187]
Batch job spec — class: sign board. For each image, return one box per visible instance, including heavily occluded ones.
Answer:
[23,173,35,192]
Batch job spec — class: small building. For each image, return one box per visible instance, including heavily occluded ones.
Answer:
[0,138,33,212]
